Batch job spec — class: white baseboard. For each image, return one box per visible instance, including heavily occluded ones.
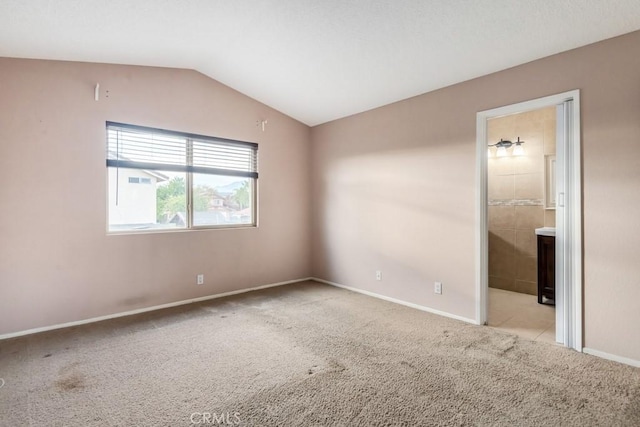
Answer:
[312,277,477,325]
[583,347,640,368]
[0,277,313,340]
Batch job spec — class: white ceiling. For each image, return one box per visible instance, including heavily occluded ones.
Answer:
[2,1,640,126]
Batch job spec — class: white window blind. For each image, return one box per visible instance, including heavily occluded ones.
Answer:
[106,122,258,178]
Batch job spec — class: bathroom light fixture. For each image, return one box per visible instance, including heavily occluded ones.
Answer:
[513,138,525,156]
[488,137,525,157]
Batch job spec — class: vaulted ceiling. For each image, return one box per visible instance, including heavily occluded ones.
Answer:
[2,0,640,126]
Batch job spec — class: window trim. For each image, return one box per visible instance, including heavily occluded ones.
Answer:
[106,122,258,233]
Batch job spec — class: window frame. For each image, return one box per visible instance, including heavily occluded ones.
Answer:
[106,122,258,234]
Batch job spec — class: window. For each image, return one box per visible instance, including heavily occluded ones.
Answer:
[106,122,258,233]
[128,177,152,184]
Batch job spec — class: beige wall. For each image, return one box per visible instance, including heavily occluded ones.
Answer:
[488,107,556,295]
[0,58,311,335]
[311,30,640,361]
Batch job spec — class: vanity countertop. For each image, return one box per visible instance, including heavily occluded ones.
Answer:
[535,227,556,237]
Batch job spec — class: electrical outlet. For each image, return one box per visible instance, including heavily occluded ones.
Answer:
[434,281,442,295]
[376,270,382,281]
[197,274,204,285]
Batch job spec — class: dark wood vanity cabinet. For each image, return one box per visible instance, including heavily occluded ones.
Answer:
[537,235,556,305]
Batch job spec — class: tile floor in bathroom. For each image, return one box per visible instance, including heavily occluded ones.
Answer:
[488,287,557,344]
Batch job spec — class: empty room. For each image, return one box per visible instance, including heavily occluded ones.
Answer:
[1,1,640,426]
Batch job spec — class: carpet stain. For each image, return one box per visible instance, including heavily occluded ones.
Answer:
[400,360,416,369]
[54,362,88,392]
[307,360,345,376]
[328,359,346,372]
[55,373,86,391]
[43,353,52,358]
[220,312,236,319]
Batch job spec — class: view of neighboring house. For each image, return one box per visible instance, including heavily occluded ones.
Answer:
[107,168,168,230]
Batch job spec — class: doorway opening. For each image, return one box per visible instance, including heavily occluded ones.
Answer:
[475,91,583,351]
[486,107,557,342]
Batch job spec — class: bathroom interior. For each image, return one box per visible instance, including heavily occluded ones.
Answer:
[487,106,557,343]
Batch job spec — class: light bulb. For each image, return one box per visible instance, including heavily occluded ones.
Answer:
[487,147,492,158]
[513,143,524,156]
[496,146,507,157]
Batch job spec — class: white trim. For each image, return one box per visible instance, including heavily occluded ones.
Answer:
[555,103,567,345]
[476,90,582,351]
[568,92,583,351]
[583,348,640,368]
[313,278,477,325]
[0,278,312,340]
[475,112,489,325]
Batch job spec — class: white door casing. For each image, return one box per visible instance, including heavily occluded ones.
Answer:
[475,90,582,351]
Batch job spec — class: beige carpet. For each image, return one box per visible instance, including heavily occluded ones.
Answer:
[1,280,638,426]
